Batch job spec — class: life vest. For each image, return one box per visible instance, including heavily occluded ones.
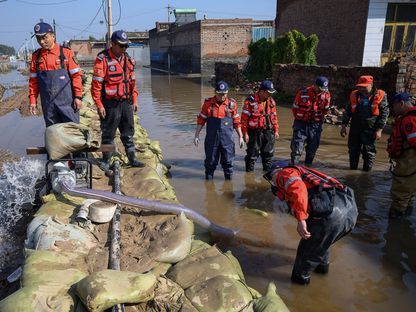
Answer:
[273,165,345,201]
[350,89,385,116]
[99,49,136,100]
[245,95,278,130]
[387,108,416,158]
[206,97,236,118]
[294,86,330,123]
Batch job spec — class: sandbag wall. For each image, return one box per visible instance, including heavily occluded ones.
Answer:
[0,72,289,312]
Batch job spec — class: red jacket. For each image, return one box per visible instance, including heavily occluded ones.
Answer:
[272,166,343,221]
[387,107,416,158]
[29,43,82,105]
[91,49,138,109]
[293,86,330,123]
[241,93,278,135]
[197,97,241,129]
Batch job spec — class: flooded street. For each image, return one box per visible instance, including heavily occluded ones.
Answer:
[1,67,415,311]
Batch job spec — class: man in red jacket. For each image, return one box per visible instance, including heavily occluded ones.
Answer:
[290,76,330,165]
[29,22,83,127]
[241,80,279,172]
[264,161,358,285]
[387,92,416,218]
[91,30,144,170]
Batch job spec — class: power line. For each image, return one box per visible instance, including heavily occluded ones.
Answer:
[74,0,105,37]
[15,0,78,5]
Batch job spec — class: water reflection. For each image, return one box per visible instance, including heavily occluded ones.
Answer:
[0,67,414,311]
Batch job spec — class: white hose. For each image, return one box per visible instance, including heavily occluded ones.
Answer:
[59,181,237,237]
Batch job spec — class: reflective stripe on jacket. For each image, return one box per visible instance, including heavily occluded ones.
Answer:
[196,97,240,129]
[91,48,138,109]
[293,86,330,123]
[272,166,344,220]
[241,92,278,134]
[29,44,82,105]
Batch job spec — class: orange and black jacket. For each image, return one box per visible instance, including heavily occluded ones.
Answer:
[342,88,389,130]
[272,166,344,221]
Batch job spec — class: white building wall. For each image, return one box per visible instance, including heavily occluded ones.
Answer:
[362,0,416,67]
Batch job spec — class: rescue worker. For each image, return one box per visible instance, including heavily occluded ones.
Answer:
[241,80,279,172]
[340,75,389,171]
[194,81,244,180]
[91,30,144,170]
[264,161,358,285]
[387,92,416,218]
[290,76,331,165]
[29,22,83,127]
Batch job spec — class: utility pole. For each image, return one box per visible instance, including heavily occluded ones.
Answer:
[107,0,113,48]
[167,2,171,23]
[53,19,56,37]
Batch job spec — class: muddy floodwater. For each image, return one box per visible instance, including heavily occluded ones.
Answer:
[1,67,415,311]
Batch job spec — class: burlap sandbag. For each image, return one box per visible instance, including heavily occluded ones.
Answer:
[166,246,244,289]
[45,122,99,160]
[34,199,78,223]
[253,283,290,312]
[184,275,253,312]
[0,284,82,312]
[75,270,157,312]
[151,212,193,263]
[26,216,98,254]
[22,249,89,287]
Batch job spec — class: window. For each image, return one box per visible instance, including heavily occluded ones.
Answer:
[382,25,392,53]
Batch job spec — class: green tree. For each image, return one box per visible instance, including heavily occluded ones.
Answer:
[246,30,319,80]
[0,44,16,56]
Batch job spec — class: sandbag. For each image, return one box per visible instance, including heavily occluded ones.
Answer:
[135,276,184,312]
[166,246,244,289]
[26,216,98,253]
[0,284,81,312]
[253,283,290,312]
[23,249,89,287]
[152,212,193,263]
[188,240,211,256]
[184,276,253,312]
[45,122,99,160]
[34,200,78,223]
[75,269,157,312]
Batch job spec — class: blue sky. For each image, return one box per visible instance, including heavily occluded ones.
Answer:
[0,0,276,51]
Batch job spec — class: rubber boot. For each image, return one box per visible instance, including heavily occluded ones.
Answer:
[291,272,311,285]
[245,161,255,172]
[262,160,272,172]
[314,263,329,274]
[363,159,372,172]
[224,173,232,180]
[205,173,214,180]
[127,151,145,168]
[290,156,300,166]
[100,152,112,172]
[349,157,359,170]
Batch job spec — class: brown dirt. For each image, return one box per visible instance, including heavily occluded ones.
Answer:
[0,87,39,117]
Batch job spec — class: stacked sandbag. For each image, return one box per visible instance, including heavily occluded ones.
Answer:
[1,72,290,311]
[75,270,157,312]
[45,122,99,160]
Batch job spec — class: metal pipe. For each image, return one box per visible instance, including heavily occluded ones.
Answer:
[110,161,124,312]
[59,181,237,237]
[109,160,121,271]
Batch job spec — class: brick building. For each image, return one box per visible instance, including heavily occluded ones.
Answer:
[149,15,274,76]
[275,0,416,66]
